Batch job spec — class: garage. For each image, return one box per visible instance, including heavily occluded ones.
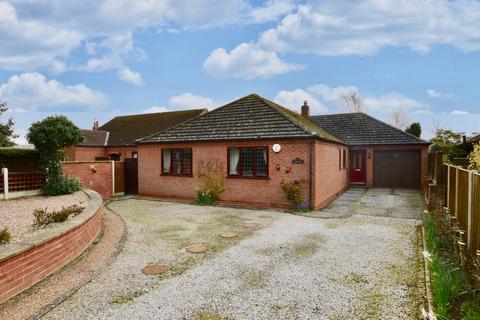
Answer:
[373,150,421,189]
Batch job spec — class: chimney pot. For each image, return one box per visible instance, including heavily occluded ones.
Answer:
[92,120,99,130]
[301,101,310,118]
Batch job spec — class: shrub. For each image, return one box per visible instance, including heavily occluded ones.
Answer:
[0,228,12,245]
[195,160,224,204]
[196,190,217,205]
[280,179,305,209]
[33,205,84,227]
[469,142,480,172]
[42,174,82,196]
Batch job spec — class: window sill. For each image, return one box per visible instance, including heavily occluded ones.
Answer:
[161,173,193,177]
[226,175,269,180]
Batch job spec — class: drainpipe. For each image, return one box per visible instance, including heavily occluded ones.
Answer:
[309,139,314,210]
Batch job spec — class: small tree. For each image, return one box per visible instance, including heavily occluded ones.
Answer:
[390,108,409,129]
[430,129,472,161]
[405,122,422,138]
[469,143,480,171]
[341,90,364,112]
[27,116,84,195]
[0,102,17,147]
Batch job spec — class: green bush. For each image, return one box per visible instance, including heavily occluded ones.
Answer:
[33,205,84,227]
[0,228,12,245]
[43,174,82,196]
[280,179,305,209]
[429,255,462,318]
[196,190,217,205]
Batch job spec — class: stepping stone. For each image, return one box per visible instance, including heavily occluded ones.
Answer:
[141,264,168,275]
[219,231,239,238]
[242,223,258,229]
[186,245,208,253]
[258,215,272,220]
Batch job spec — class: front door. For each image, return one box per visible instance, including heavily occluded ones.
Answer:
[350,150,366,184]
[124,158,138,195]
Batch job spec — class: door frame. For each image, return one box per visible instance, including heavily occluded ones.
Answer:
[349,150,367,184]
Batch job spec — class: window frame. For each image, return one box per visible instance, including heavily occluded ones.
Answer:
[161,148,193,176]
[227,146,269,179]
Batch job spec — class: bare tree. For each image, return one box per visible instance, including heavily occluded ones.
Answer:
[341,90,364,112]
[390,108,409,129]
[430,117,441,136]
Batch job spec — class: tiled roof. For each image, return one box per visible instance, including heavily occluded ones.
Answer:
[138,94,343,144]
[78,130,109,147]
[309,112,428,145]
[467,133,480,143]
[86,109,207,146]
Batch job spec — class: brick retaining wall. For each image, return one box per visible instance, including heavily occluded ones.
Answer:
[0,189,103,303]
[63,161,114,199]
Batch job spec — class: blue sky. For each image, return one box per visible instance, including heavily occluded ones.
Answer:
[1,0,479,144]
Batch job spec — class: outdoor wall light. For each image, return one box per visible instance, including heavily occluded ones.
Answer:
[89,164,97,173]
[285,166,291,173]
[275,164,281,171]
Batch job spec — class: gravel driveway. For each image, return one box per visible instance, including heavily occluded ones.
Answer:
[45,189,424,320]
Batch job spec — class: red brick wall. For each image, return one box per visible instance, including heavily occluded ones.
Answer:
[65,146,107,161]
[0,206,102,303]
[63,161,113,199]
[138,139,314,208]
[138,139,349,208]
[105,146,137,161]
[312,141,349,209]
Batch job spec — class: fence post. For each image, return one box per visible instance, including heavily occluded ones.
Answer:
[446,164,450,208]
[467,171,474,250]
[2,167,9,200]
[455,166,459,218]
[111,160,115,195]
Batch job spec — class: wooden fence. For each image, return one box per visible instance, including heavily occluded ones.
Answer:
[445,164,480,254]
[1,168,44,199]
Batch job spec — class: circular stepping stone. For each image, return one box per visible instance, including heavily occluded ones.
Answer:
[142,264,168,275]
[258,215,272,220]
[186,245,208,253]
[242,223,258,229]
[219,231,239,238]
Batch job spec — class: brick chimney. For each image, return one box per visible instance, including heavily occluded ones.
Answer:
[301,101,310,118]
[92,120,99,130]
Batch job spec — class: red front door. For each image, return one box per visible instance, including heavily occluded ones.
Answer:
[350,150,366,184]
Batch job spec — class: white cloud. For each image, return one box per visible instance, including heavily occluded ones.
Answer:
[143,106,170,114]
[450,110,470,115]
[204,43,304,79]
[427,89,453,99]
[274,89,327,114]
[364,93,429,113]
[1,1,294,73]
[258,0,480,56]
[0,2,82,70]
[118,67,142,85]
[250,0,295,23]
[0,72,108,111]
[169,93,216,109]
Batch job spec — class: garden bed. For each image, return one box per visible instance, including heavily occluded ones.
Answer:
[0,191,88,244]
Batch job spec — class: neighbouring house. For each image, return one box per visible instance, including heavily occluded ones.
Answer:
[66,109,207,161]
[136,94,428,209]
[467,133,480,144]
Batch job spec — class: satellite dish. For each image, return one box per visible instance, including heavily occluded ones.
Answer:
[272,144,281,153]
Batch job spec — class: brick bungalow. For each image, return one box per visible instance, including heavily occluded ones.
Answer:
[66,109,207,161]
[136,94,429,209]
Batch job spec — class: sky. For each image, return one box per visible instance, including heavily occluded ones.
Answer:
[1,0,479,145]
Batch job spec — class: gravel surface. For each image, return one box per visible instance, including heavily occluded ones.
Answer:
[44,191,424,320]
[0,208,125,320]
[0,191,89,243]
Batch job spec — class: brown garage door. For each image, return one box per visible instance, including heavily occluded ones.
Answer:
[373,150,420,189]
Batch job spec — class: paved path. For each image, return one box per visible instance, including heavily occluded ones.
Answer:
[44,189,425,320]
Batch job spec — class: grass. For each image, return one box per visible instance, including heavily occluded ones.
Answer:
[424,212,480,319]
[0,227,12,245]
